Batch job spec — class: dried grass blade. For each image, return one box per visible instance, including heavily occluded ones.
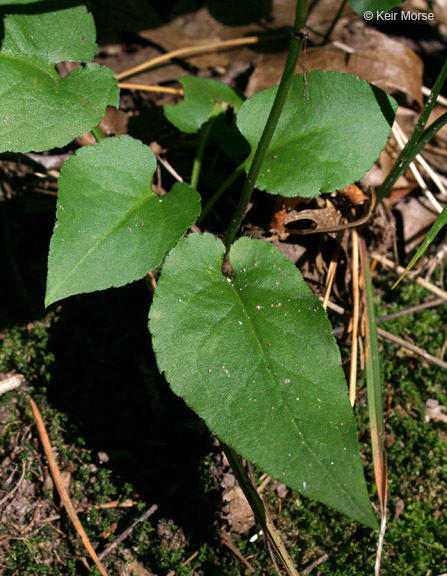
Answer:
[349,228,360,406]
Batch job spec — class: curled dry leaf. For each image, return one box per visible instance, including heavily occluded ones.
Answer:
[269,186,370,235]
[222,486,256,533]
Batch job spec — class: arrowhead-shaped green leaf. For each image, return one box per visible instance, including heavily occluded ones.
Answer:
[0,5,119,152]
[46,135,201,306]
[149,233,378,529]
[164,76,244,134]
[237,70,397,197]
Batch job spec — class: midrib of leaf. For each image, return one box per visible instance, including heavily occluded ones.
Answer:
[49,190,155,298]
[227,276,364,514]
[0,52,59,78]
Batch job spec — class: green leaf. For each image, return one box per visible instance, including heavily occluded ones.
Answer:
[46,135,201,306]
[164,76,244,134]
[0,5,119,152]
[237,70,397,198]
[348,0,403,18]
[149,233,378,529]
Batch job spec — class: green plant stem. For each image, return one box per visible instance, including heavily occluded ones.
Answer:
[190,117,217,190]
[198,161,246,223]
[376,57,447,204]
[223,443,300,576]
[91,125,105,143]
[223,1,308,251]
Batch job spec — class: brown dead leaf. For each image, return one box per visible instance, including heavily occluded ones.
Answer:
[222,485,255,533]
[270,196,308,233]
[337,184,369,206]
[247,19,423,109]
[137,7,265,73]
[76,106,129,147]
[392,193,445,252]
[95,45,185,88]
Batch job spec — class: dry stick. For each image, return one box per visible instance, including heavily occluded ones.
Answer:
[115,33,288,81]
[302,553,329,574]
[166,551,200,576]
[222,533,256,574]
[322,233,344,310]
[377,297,446,323]
[118,82,184,95]
[171,551,200,575]
[332,296,447,339]
[98,504,159,561]
[28,397,110,576]
[422,85,447,107]
[0,460,26,508]
[376,327,447,371]
[155,155,184,183]
[392,124,443,213]
[371,253,447,300]
[349,228,360,406]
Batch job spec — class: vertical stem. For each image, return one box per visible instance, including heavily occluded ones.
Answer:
[91,125,105,143]
[198,161,247,223]
[224,0,308,251]
[190,117,217,190]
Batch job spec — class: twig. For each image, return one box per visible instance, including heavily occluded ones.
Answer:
[422,86,447,107]
[322,238,342,310]
[28,397,110,576]
[332,297,447,339]
[393,124,444,212]
[166,550,199,576]
[98,504,158,560]
[377,297,447,323]
[0,460,26,508]
[377,327,447,370]
[155,154,184,183]
[222,533,256,573]
[0,374,24,396]
[302,553,329,574]
[116,33,288,81]
[257,474,272,493]
[371,253,447,300]
[118,83,183,95]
